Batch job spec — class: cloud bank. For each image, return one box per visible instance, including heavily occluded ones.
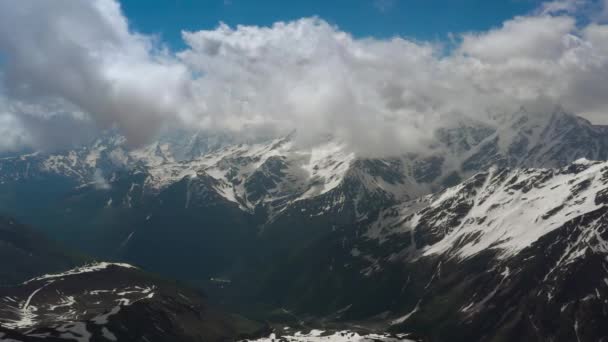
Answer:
[0,0,191,149]
[0,0,607,155]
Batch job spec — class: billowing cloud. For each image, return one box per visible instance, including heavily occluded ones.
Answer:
[0,113,28,153]
[0,0,192,148]
[538,0,585,15]
[0,0,607,156]
[179,19,443,154]
[177,14,608,153]
[459,16,576,61]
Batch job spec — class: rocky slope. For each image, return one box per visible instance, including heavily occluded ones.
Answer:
[0,262,267,342]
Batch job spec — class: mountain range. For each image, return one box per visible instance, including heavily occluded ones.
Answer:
[1,108,608,341]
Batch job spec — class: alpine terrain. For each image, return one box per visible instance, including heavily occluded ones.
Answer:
[0,108,608,340]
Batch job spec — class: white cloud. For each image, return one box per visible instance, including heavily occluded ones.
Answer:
[178,19,443,154]
[93,169,111,190]
[0,0,192,148]
[540,0,608,22]
[584,23,608,53]
[601,0,608,21]
[0,113,29,152]
[538,0,585,15]
[459,16,577,61]
[177,14,608,151]
[0,0,607,155]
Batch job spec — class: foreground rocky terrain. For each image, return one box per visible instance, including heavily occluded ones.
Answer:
[0,218,267,342]
[0,261,267,342]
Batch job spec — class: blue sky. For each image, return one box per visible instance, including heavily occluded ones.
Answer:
[120,0,543,50]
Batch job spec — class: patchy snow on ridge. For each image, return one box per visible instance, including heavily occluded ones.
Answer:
[0,262,155,337]
[240,329,414,342]
[23,262,136,284]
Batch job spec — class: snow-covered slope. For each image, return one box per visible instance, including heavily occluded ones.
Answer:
[0,262,267,342]
[363,158,608,262]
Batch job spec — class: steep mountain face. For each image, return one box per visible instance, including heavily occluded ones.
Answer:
[0,262,268,342]
[266,159,608,341]
[0,217,85,286]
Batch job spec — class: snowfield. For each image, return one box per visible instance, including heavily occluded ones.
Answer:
[363,158,608,262]
[240,329,414,342]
